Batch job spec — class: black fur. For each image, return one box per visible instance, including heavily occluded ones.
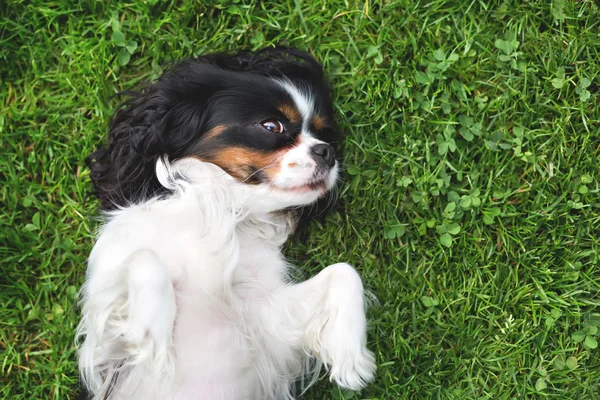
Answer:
[86,47,342,223]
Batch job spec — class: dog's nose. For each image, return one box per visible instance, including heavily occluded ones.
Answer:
[310,143,336,168]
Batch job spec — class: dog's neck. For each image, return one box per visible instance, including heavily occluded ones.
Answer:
[236,211,295,247]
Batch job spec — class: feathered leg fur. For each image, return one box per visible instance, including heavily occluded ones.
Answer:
[78,249,176,399]
[274,262,376,391]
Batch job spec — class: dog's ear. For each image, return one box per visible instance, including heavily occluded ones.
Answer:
[86,65,227,210]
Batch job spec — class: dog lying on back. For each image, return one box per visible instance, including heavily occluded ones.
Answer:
[77,48,376,399]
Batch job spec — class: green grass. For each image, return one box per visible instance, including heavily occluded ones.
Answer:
[2,0,600,398]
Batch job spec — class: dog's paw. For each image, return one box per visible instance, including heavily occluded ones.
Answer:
[123,249,177,350]
[329,346,376,390]
[319,316,376,390]
[122,323,148,346]
[121,296,176,354]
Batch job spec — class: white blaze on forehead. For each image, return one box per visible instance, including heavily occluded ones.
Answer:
[276,79,314,133]
[270,80,337,192]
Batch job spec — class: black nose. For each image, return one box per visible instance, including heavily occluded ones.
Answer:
[311,143,336,168]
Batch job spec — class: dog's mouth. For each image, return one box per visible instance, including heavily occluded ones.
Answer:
[271,177,329,194]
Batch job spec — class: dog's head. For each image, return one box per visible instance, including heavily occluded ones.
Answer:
[87,48,341,216]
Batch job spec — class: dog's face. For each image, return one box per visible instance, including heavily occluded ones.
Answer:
[183,77,339,208]
[88,49,341,213]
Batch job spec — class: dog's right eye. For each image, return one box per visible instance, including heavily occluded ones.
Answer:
[261,120,284,134]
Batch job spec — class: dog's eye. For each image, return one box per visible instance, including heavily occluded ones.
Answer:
[261,120,284,134]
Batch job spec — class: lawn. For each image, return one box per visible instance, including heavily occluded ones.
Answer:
[1,0,600,399]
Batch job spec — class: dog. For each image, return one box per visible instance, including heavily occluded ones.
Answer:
[77,48,376,400]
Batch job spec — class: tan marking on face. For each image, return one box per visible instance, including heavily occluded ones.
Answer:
[198,147,287,183]
[201,125,227,142]
[277,104,301,124]
[312,115,327,131]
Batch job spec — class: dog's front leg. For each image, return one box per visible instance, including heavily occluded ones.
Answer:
[279,263,376,390]
[79,249,176,397]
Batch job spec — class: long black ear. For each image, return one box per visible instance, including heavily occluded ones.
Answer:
[86,87,167,210]
[86,64,229,210]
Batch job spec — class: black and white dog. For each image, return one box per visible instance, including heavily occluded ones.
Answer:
[77,48,376,399]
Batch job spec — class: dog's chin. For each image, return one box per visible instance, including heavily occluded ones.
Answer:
[246,182,329,213]
[244,172,337,214]
[270,165,338,206]
[270,177,329,195]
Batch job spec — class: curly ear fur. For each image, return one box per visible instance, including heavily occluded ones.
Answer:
[86,66,227,210]
[87,47,342,223]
